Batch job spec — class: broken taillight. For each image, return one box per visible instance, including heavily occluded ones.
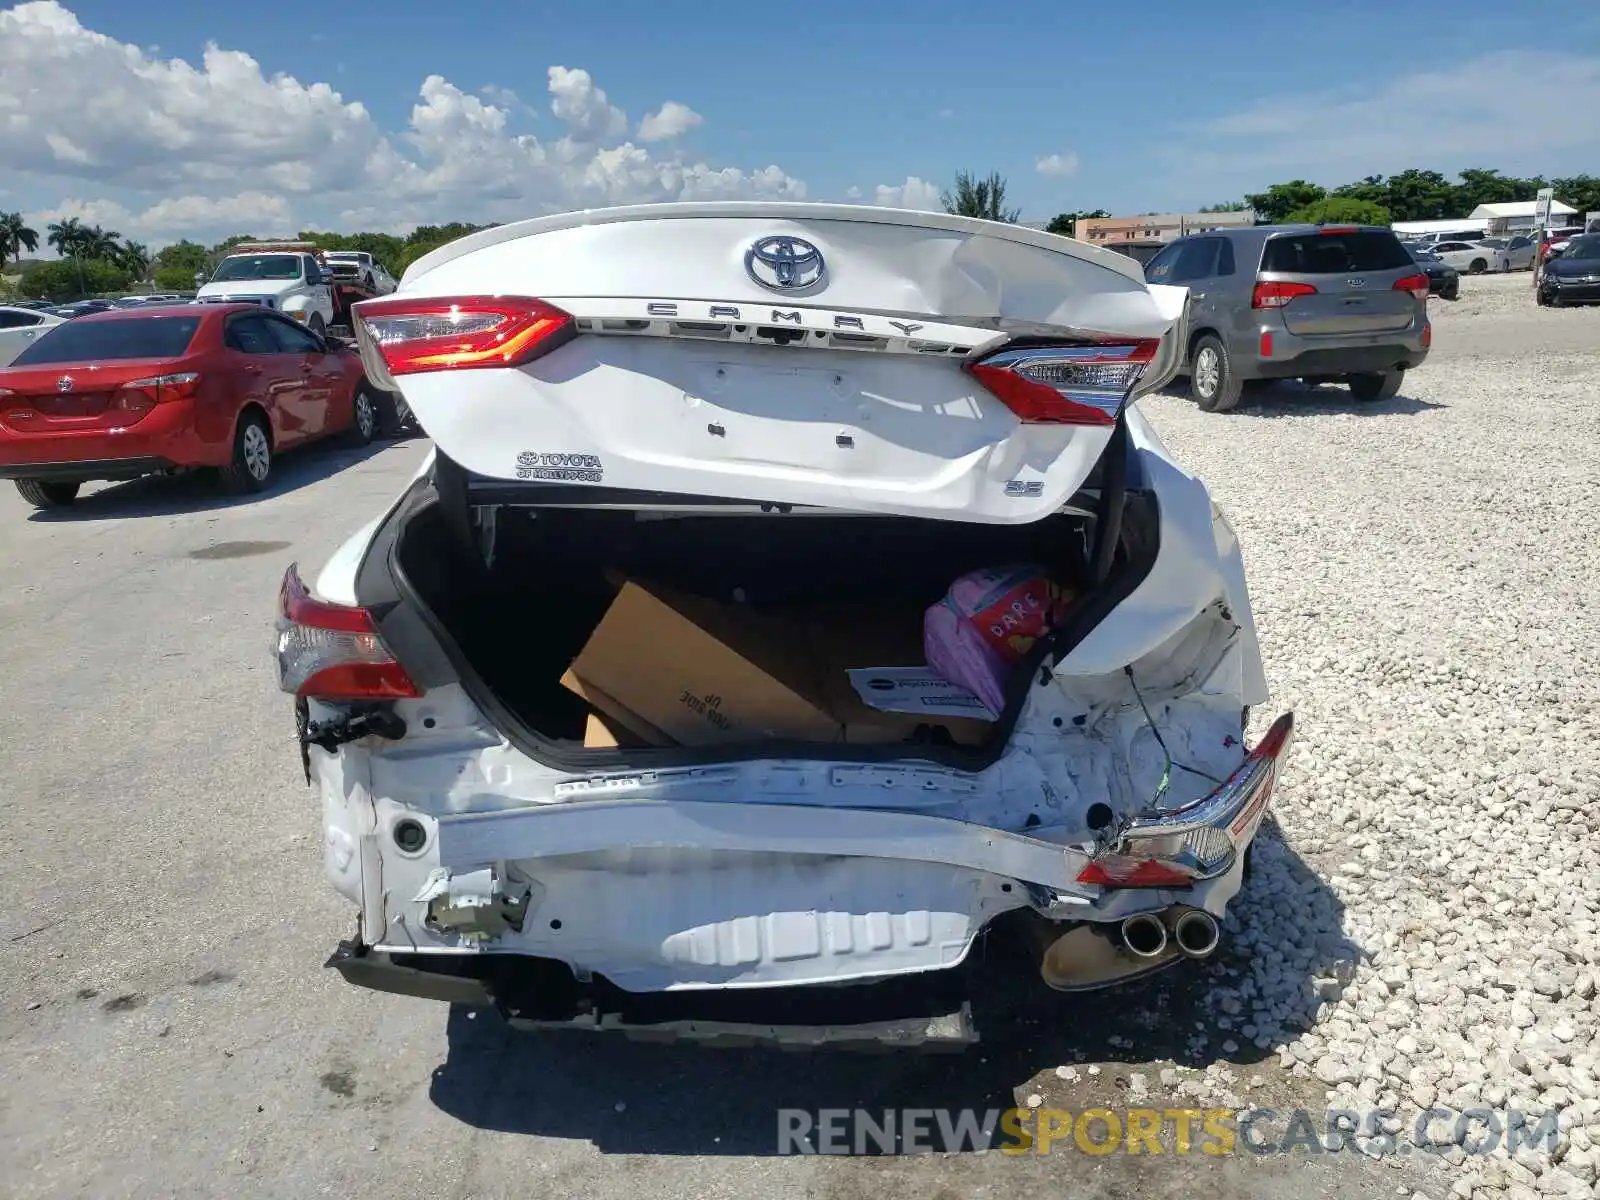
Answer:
[352,295,575,376]
[968,340,1159,426]
[275,563,421,701]
[1076,713,1294,890]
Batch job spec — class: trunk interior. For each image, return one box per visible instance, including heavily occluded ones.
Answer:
[392,492,1153,761]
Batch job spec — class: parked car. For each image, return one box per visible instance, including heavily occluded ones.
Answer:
[1477,236,1536,271]
[1428,240,1499,274]
[46,298,118,319]
[1415,228,1486,246]
[280,203,1293,1045]
[195,246,336,335]
[1537,234,1600,307]
[322,251,398,295]
[0,304,67,367]
[0,303,396,509]
[1408,247,1460,299]
[1146,224,1430,411]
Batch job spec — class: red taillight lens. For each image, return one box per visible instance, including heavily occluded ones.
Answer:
[353,296,574,376]
[1421,322,1432,349]
[1318,225,1358,235]
[114,371,200,418]
[968,340,1159,426]
[1251,281,1318,309]
[1077,856,1197,888]
[1392,273,1430,301]
[275,564,421,701]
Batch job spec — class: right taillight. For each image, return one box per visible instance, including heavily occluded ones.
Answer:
[1251,281,1318,309]
[1392,273,1430,301]
[968,340,1159,426]
[352,295,575,377]
[275,563,421,701]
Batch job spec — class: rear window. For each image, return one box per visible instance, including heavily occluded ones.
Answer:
[1261,231,1413,274]
[11,315,202,366]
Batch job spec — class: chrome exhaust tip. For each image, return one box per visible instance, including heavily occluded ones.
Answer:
[1120,913,1168,959]
[1172,909,1221,959]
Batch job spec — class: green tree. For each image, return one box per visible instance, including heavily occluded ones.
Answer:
[1283,196,1392,226]
[78,226,123,261]
[1198,201,1251,213]
[1244,181,1327,223]
[46,217,88,258]
[0,212,40,264]
[21,258,132,301]
[941,171,1020,223]
[1377,169,1456,221]
[154,239,211,276]
[1551,175,1600,220]
[118,240,151,281]
[1044,209,1109,236]
[153,265,201,292]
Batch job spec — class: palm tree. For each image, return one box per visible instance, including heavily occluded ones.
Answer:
[0,212,40,264]
[46,217,88,259]
[941,171,1021,224]
[80,226,123,261]
[119,240,151,282]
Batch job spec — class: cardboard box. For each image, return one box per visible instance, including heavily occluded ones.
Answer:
[559,668,674,746]
[582,711,649,749]
[562,581,995,750]
[562,581,841,746]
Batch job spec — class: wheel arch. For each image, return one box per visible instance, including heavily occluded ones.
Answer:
[234,400,274,449]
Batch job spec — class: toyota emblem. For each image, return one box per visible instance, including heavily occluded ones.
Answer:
[745,235,826,291]
[56,376,74,393]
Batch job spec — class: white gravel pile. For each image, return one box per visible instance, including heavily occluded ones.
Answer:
[1142,280,1600,1198]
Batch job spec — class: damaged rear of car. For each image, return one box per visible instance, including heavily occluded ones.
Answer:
[278,202,1293,1047]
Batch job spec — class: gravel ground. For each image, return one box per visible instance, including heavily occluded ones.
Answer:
[1133,271,1600,1198]
[1,271,1596,1199]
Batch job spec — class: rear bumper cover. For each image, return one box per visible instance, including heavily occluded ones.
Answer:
[1251,344,1428,380]
[0,456,176,482]
[325,713,1293,1010]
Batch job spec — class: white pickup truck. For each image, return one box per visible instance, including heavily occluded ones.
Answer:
[322,251,397,294]
[194,242,336,335]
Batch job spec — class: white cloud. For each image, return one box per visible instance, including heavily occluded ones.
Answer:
[29,192,294,243]
[637,100,703,143]
[1186,51,1600,185]
[872,176,942,211]
[0,2,810,243]
[1035,152,1080,178]
[546,65,628,142]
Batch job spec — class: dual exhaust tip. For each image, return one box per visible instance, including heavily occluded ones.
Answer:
[1121,908,1220,960]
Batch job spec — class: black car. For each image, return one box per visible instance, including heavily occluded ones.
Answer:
[1538,234,1600,307]
[45,298,119,319]
[1409,247,1460,301]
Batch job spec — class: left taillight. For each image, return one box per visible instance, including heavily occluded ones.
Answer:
[1392,273,1430,301]
[275,563,421,701]
[352,295,575,377]
[114,371,201,418]
[967,340,1159,427]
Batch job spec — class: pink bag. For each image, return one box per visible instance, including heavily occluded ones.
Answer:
[923,565,1075,715]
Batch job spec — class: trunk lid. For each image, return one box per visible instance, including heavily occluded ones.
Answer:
[1258,228,1420,336]
[0,358,187,432]
[364,204,1188,524]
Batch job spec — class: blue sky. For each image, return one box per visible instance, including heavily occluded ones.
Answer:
[4,0,1599,244]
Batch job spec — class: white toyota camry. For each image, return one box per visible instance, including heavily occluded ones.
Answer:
[276,203,1292,1047]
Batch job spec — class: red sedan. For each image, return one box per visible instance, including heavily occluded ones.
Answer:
[0,303,394,509]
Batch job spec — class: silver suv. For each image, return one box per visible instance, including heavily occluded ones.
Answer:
[1145,225,1432,411]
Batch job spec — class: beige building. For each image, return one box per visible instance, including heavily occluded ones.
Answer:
[1076,209,1256,246]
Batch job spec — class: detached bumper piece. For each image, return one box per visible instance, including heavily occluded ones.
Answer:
[326,940,979,1049]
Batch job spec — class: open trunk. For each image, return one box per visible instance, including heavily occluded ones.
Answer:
[388,462,1158,765]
